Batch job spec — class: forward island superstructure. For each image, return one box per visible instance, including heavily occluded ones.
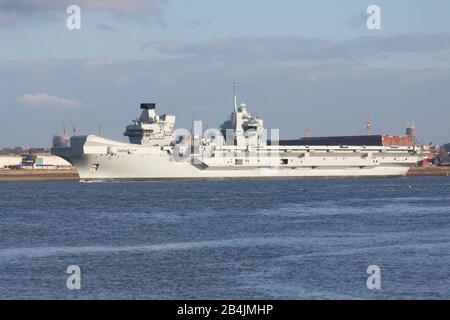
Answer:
[52,92,425,180]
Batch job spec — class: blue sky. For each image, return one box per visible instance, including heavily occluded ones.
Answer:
[1,0,450,146]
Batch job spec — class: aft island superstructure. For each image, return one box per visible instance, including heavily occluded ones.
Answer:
[52,94,424,180]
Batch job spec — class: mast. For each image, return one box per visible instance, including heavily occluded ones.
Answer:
[233,81,237,113]
[365,116,372,136]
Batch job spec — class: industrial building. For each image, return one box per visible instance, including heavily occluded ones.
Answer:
[0,154,71,170]
[438,143,450,166]
[52,135,70,148]
[273,135,414,147]
[0,156,22,169]
[20,154,72,169]
[444,143,450,154]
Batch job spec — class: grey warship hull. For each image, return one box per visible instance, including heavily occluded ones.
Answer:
[53,135,421,181]
[52,95,424,181]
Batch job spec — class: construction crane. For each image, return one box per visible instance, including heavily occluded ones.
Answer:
[68,117,77,135]
[304,128,311,138]
[365,116,372,136]
[61,120,67,137]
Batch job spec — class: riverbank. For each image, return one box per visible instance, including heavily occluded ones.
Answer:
[407,166,450,177]
[0,169,79,181]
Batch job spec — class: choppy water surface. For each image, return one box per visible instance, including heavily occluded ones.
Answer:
[0,177,449,299]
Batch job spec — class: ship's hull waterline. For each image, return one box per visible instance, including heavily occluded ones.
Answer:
[74,155,411,181]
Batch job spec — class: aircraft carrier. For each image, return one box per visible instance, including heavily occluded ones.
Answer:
[52,91,425,181]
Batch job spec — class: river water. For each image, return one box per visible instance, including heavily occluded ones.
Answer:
[0,177,449,299]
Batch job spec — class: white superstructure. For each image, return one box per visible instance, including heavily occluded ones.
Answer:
[123,103,175,146]
[52,93,425,181]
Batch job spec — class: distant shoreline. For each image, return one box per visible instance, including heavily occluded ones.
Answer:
[0,167,449,182]
[0,169,79,181]
[407,166,450,177]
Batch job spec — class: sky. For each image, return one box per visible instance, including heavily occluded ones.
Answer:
[0,0,450,147]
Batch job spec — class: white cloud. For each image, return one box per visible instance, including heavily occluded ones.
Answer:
[0,0,167,13]
[0,0,168,25]
[0,12,9,25]
[18,92,82,109]
[83,57,117,67]
[77,0,167,14]
[155,33,450,62]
